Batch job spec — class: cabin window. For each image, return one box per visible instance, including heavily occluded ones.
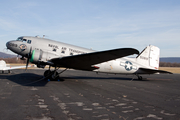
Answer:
[27,40,31,44]
[70,52,73,56]
[61,47,66,54]
[61,50,65,54]
[53,49,57,52]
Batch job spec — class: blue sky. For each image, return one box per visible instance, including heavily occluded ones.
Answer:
[0,0,180,57]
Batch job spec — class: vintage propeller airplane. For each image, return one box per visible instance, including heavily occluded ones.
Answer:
[6,36,171,80]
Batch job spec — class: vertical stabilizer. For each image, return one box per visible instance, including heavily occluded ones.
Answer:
[136,45,160,69]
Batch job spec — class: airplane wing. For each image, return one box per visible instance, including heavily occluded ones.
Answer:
[51,48,139,70]
[136,68,172,74]
[2,65,32,70]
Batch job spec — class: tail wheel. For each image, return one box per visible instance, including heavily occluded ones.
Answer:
[138,76,143,80]
[135,74,143,80]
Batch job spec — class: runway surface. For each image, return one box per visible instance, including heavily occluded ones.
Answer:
[0,69,180,120]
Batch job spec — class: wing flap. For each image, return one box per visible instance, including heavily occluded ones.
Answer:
[51,48,139,70]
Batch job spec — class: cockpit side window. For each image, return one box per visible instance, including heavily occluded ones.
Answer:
[23,39,27,43]
[27,40,31,44]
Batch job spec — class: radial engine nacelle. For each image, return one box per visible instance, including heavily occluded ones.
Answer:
[30,49,58,68]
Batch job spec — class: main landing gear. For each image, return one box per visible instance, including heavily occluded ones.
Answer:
[136,74,143,80]
[132,74,143,81]
[43,66,68,80]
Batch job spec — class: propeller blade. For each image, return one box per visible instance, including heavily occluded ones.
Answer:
[26,47,32,71]
[26,58,29,70]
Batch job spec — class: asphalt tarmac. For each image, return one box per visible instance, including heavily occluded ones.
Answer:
[0,69,180,120]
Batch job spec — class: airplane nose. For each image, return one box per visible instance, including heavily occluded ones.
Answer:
[6,41,10,49]
[6,41,18,50]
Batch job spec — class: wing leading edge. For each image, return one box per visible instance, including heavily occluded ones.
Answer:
[51,48,139,70]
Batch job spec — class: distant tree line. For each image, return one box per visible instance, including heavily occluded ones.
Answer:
[1,57,180,67]
[159,62,180,67]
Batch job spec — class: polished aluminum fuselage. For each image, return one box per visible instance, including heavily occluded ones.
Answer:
[6,36,156,74]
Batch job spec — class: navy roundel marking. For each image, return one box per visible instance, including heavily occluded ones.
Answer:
[125,61,133,71]
[19,44,27,51]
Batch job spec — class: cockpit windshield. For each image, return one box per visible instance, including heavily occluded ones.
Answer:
[16,37,27,42]
[16,37,23,41]
[16,37,32,44]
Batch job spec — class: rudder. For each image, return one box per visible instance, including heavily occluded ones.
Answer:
[136,45,160,69]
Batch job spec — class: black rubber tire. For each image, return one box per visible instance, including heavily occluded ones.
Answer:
[44,70,52,78]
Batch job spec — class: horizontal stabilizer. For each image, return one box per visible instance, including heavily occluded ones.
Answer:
[136,68,172,74]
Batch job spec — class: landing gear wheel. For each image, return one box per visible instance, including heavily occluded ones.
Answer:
[44,67,67,81]
[44,70,52,78]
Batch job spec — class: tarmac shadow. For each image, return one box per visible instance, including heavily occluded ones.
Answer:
[59,76,149,81]
[0,73,48,86]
